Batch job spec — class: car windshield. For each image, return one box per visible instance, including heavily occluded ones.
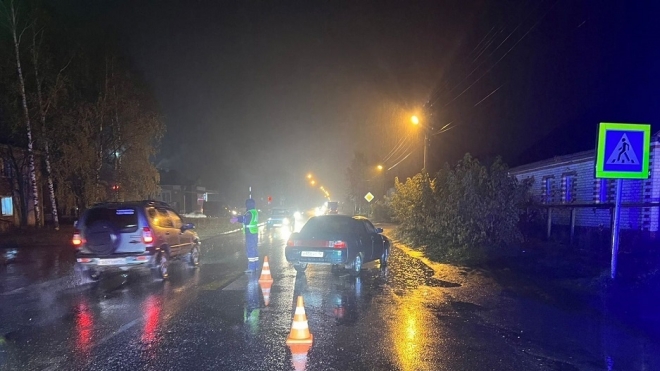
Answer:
[271,209,289,216]
[300,217,358,235]
[84,207,139,232]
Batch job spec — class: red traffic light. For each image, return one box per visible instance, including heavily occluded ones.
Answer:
[267,196,272,204]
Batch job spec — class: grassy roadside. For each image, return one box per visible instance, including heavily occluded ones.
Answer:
[387,224,660,338]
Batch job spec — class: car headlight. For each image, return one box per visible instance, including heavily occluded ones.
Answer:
[294,211,302,219]
[283,218,290,225]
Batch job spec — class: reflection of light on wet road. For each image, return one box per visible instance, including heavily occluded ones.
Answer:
[386,287,442,371]
[75,300,94,357]
[395,305,423,370]
[141,295,161,345]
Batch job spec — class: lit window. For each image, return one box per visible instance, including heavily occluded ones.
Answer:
[598,179,608,203]
[543,177,554,203]
[562,174,576,203]
[1,196,13,216]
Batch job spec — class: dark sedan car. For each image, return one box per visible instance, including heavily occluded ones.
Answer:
[285,215,390,276]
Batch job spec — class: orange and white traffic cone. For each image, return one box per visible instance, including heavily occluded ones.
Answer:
[286,296,313,346]
[258,256,274,284]
[259,281,272,306]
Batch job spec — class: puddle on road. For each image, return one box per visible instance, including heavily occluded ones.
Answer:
[427,278,462,288]
[383,248,462,295]
[450,300,487,313]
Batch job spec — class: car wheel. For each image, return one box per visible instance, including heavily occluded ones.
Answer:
[294,262,308,273]
[350,253,362,277]
[88,269,102,281]
[380,245,390,267]
[188,244,201,267]
[153,252,169,280]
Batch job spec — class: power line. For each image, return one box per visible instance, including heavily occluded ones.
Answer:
[429,0,553,109]
[441,0,560,108]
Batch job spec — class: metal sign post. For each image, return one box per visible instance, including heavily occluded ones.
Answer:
[610,178,623,279]
[595,122,651,280]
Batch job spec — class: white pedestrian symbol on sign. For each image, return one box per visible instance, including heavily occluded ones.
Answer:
[607,133,639,165]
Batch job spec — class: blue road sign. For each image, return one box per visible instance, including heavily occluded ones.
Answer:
[595,123,650,179]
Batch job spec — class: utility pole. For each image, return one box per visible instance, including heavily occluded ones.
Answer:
[423,132,428,173]
[412,113,432,173]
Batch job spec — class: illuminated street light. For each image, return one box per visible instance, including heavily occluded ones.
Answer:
[377,165,383,171]
[310,180,316,186]
[307,173,313,179]
[411,115,419,125]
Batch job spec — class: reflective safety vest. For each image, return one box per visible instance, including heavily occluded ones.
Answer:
[245,209,258,234]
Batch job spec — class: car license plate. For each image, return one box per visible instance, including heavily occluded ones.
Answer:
[301,251,324,258]
[97,258,127,265]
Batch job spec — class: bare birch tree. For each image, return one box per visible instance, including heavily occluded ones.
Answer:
[2,0,41,227]
[31,23,67,230]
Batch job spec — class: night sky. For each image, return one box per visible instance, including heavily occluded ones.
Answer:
[57,0,660,206]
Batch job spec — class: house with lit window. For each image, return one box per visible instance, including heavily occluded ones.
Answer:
[158,169,221,215]
[509,132,660,236]
[0,144,45,230]
[0,156,15,230]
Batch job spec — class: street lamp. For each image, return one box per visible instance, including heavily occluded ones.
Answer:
[307,173,313,179]
[310,180,316,186]
[376,164,383,171]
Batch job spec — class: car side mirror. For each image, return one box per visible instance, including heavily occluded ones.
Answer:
[376,227,383,233]
[182,223,195,231]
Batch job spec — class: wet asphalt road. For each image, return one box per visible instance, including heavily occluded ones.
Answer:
[1,225,659,371]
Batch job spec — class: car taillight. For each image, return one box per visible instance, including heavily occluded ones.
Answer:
[286,239,295,247]
[333,241,346,249]
[72,229,83,247]
[143,227,154,244]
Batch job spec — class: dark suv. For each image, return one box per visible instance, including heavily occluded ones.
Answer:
[73,200,200,280]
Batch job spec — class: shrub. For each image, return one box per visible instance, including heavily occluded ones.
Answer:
[370,198,393,222]
[390,153,531,262]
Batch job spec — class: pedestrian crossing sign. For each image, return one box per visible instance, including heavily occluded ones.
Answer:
[596,122,650,179]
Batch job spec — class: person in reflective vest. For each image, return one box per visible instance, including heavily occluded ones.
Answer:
[231,198,259,273]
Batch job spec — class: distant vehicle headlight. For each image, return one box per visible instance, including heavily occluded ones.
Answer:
[294,211,302,219]
[231,210,237,216]
[283,218,290,225]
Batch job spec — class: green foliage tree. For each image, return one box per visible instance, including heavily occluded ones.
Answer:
[390,153,531,263]
[50,59,164,210]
